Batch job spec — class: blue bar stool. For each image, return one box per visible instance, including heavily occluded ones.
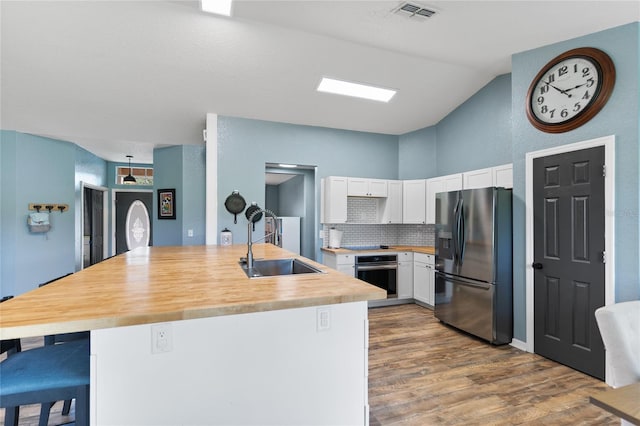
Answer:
[0,338,90,426]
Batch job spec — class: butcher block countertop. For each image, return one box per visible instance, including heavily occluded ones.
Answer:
[0,244,386,339]
[321,246,435,255]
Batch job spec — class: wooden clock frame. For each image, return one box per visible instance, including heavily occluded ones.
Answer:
[526,47,616,133]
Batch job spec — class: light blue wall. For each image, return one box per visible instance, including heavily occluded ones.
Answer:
[153,146,184,246]
[0,131,106,296]
[511,22,640,339]
[436,74,513,175]
[279,175,305,217]
[398,74,512,180]
[152,145,206,247]
[398,126,437,179]
[217,116,398,260]
[181,145,206,246]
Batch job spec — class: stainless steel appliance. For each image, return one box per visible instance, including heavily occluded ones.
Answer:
[355,254,397,298]
[434,187,512,345]
[265,216,300,254]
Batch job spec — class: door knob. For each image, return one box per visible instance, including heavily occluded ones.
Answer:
[532,262,543,269]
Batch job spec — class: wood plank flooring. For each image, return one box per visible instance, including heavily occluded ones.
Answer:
[368,304,617,425]
[2,304,618,425]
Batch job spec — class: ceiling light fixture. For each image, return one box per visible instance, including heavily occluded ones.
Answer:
[123,155,137,184]
[278,164,297,168]
[317,77,396,103]
[201,0,233,17]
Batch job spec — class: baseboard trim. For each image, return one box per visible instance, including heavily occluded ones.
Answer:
[510,338,528,352]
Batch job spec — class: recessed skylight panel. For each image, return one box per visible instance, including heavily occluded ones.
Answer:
[201,0,233,17]
[317,78,396,103]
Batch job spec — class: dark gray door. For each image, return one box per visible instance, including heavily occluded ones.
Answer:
[533,146,605,379]
[84,187,104,267]
[115,192,153,255]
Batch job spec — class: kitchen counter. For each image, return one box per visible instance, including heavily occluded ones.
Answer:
[321,245,435,255]
[1,244,385,425]
[0,244,386,340]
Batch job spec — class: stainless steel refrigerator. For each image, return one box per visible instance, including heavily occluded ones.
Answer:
[434,187,512,345]
[265,216,301,255]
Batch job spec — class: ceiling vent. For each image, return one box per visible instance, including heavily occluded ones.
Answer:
[394,2,437,19]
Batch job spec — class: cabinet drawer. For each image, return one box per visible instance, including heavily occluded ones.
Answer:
[414,253,434,265]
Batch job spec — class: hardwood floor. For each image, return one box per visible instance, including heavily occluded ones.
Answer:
[368,304,617,425]
[2,304,617,425]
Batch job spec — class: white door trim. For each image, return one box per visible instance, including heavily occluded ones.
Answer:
[111,188,153,257]
[525,135,615,382]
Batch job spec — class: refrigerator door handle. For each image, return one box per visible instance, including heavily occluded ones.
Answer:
[452,199,461,264]
[436,272,491,290]
[459,199,466,264]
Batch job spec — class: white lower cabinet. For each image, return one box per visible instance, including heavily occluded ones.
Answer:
[413,253,435,306]
[322,252,354,277]
[396,252,413,299]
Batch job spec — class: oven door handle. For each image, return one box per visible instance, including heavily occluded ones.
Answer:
[356,264,397,271]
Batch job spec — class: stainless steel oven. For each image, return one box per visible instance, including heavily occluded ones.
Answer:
[355,254,397,298]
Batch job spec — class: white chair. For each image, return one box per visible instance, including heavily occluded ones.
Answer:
[595,300,640,426]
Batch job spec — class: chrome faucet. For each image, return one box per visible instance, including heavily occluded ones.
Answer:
[246,208,278,269]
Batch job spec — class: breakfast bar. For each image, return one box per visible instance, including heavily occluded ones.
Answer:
[0,244,386,425]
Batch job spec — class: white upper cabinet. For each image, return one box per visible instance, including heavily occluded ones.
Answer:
[463,167,494,190]
[322,176,348,223]
[347,178,388,197]
[463,165,513,189]
[493,164,513,188]
[426,173,463,224]
[380,180,403,224]
[402,179,426,224]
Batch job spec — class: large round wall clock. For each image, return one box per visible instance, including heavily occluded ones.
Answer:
[526,47,615,133]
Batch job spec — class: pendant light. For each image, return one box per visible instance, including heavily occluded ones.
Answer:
[123,155,137,184]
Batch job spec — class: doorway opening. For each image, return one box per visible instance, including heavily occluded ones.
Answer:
[112,189,153,256]
[81,183,108,269]
[265,164,317,260]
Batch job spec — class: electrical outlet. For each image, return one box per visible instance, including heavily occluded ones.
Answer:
[317,308,331,332]
[151,323,173,354]
[187,229,194,237]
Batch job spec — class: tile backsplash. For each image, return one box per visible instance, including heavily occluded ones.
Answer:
[322,223,435,248]
[323,196,435,248]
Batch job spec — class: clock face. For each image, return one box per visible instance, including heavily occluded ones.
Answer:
[530,56,600,124]
[526,47,615,133]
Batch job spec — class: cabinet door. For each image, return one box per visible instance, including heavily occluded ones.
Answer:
[463,167,494,190]
[443,173,463,191]
[402,180,426,224]
[337,264,354,276]
[493,164,513,189]
[413,261,429,304]
[426,178,445,224]
[397,259,413,299]
[323,177,347,223]
[368,179,388,197]
[426,264,435,305]
[381,181,402,224]
[347,178,368,197]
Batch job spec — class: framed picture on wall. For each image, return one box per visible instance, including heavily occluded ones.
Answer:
[158,188,176,220]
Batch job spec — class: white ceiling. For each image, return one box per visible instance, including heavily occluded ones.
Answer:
[2,1,638,163]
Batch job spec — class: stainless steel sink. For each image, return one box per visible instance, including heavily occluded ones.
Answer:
[240,258,324,278]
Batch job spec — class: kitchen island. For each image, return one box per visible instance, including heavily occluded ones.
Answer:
[0,244,386,425]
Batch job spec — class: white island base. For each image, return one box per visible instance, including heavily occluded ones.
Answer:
[90,301,369,425]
